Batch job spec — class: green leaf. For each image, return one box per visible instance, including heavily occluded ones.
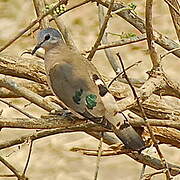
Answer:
[128,3,137,15]
[45,2,66,16]
[86,94,97,109]
[128,3,137,10]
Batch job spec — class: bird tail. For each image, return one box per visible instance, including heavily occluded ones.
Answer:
[81,110,145,151]
[112,123,145,151]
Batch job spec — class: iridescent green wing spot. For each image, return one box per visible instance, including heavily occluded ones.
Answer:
[73,89,83,104]
[86,94,97,109]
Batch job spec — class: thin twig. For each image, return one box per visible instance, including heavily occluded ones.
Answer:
[0,0,68,52]
[53,17,79,52]
[116,54,137,97]
[143,169,166,179]
[86,34,146,52]
[116,53,172,180]
[0,156,24,180]
[139,164,146,180]
[87,0,114,60]
[33,0,49,29]
[108,60,142,88]
[94,0,180,58]
[164,0,180,41]
[164,0,180,16]
[22,140,33,177]
[160,47,180,59]
[53,0,91,19]
[72,145,131,156]
[0,76,61,112]
[0,99,37,119]
[0,174,16,177]
[28,0,91,35]
[145,0,160,68]
[98,4,121,74]
[94,132,103,180]
[139,146,155,180]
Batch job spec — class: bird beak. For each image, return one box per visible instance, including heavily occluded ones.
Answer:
[31,38,47,55]
[31,43,41,55]
[20,43,42,57]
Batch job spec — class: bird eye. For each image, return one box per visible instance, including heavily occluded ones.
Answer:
[44,34,50,40]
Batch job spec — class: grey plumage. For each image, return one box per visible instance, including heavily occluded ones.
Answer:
[32,28,145,151]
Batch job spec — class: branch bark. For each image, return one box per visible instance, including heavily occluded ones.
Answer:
[165,0,180,42]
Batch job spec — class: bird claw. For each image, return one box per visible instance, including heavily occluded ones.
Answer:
[61,110,72,117]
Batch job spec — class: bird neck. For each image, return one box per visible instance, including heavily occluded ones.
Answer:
[44,41,69,73]
[44,39,66,51]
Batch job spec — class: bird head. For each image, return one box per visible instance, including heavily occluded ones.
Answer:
[32,28,64,55]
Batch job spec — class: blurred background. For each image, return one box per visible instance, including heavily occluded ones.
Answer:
[0,0,179,179]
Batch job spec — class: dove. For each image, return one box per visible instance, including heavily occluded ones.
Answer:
[32,28,145,151]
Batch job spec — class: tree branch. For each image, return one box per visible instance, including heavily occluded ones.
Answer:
[87,0,114,60]
[94,0,180,58]
[165,0,180,42]
[0,75,60,112]
[0,116,179,147]
[145,0,160,68]
[0,123,179,176]
[0,0,68,52]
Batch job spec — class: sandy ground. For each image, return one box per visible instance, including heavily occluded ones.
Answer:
[0,0,180,179]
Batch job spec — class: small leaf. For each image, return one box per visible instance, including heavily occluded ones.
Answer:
[128,3,137,10]
[45,2,66,16]
[108,32,136,39]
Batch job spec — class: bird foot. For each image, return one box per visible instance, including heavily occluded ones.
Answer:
[50,109,71,116]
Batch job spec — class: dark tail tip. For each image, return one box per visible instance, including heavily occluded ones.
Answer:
[113,124,145,151]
